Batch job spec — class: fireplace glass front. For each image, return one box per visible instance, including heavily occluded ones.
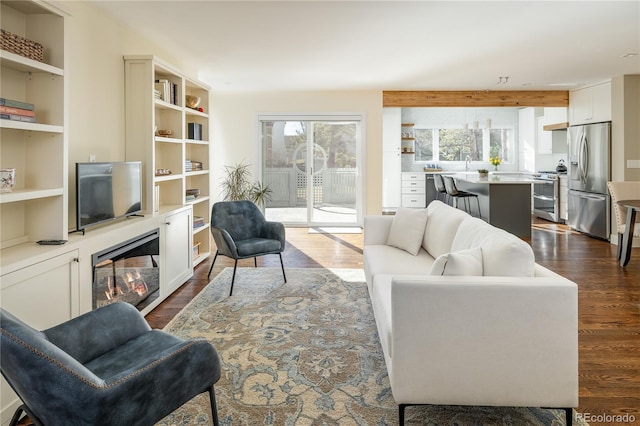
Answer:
[92,229,160,311]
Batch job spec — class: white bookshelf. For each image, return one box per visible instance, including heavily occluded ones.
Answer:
[0,0,68,250]
[124,55,212,266]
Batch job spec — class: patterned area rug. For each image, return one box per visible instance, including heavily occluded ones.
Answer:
[157,267,584,425]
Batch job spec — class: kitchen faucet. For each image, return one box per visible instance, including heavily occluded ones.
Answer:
[465,155,471,172]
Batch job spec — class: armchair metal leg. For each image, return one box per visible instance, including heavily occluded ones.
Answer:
[10,405,42,426]
[207,251,219,279]
[229,259,238,296]
[279,253,287,283]
[209,386,220,426]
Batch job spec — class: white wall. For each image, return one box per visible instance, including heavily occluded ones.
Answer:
[63,1,194,228]
[210,90,384,214]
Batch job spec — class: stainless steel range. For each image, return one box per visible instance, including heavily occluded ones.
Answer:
[533,171,565,223]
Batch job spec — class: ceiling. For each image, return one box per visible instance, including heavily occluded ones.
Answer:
[89,1,640,92]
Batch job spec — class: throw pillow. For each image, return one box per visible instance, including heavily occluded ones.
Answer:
[386,207,428,256]
[428,247,483,276]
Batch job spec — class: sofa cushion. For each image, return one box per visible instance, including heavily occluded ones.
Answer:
[386,207,428,256]
[429,247,483,276]
[451,217,535,276]
[363,245,434,294]
[423,200,470,258]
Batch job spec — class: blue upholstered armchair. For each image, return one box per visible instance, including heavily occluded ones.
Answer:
[0,302,221,426]
[207,200,286,296]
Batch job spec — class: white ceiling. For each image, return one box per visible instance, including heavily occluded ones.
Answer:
[89,1,640,92]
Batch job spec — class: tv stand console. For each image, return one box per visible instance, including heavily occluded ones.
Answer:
[0,205,194,423]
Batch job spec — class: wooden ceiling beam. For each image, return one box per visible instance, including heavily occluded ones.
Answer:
[382,90,569,107]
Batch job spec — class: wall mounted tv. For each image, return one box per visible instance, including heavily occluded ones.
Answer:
[76,161,143,231]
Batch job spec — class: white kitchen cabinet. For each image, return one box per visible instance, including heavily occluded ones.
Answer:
[162,206,193,295]
[537,108,568,155]
[382,108,401,210]
[569,81,612,125]
[559,175,568,222]
[537,116,553,155]
[1,249,80,425]
[518,107,543,172]
[401,172,426,208]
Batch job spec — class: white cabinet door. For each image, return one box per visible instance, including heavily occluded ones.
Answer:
[1,250,80,425]
[162,207,193,294]
[569,88,592,125]
[591,81,612,123]
[382,108,401,152]
[382,151,401,209]
[382,108,402,210]
[537,117,552,154]
[569,82,611,125]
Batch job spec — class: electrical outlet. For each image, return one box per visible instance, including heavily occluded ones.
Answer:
[89,155,96,163]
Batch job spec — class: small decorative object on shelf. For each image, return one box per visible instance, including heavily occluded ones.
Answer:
[1,168,16,192]
[186,188,200,200]
[156,129,172,137]
[477,169,489,178]
[490,156,502,171]
[0,29,44,62]
[155,169,172,176]
[185,95,201,109]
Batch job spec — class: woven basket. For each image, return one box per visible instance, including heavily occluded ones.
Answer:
[0,29,44,62]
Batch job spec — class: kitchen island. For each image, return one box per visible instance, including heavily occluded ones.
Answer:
[449,172,537,238]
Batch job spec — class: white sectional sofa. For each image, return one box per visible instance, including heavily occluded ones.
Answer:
[364,200,578,425]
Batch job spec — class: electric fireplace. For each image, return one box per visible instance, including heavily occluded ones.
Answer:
[92,229,160,311]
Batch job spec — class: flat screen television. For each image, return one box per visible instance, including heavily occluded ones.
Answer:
[76,161,142,231]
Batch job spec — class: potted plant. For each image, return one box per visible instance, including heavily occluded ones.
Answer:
[477,168,489,179]
[221,162,272,207]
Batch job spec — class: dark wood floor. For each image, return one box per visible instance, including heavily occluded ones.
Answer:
[146,220,640,426]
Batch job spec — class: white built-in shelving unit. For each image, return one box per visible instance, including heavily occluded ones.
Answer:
[0,0,68,251]
[123,55,211,266]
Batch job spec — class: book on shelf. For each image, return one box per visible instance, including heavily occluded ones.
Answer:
[154,79,171,103]
[0,113,36,123]
[0,98,35,111]
[185,195,197,202]
[193,216,205,228]
[0,106,36,117]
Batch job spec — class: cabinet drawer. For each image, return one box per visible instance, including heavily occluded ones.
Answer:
[402,173,425,181]
[401,180,426,190]
[402,194,426,208]
[402,187,425,195]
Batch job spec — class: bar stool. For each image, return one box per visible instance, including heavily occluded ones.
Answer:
[443,175,481,217]
[433,174,450,204]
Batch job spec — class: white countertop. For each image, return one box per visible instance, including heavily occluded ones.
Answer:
[450,172,538,184]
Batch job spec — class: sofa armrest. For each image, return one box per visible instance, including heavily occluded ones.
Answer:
[388,275,578,408]
[364,215,394,246]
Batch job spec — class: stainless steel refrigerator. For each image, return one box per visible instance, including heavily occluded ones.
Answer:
[567,121,611,239]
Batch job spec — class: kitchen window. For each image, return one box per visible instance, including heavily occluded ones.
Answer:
[414,127,514,163]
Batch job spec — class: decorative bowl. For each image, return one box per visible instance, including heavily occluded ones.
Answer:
[185,95,201,109]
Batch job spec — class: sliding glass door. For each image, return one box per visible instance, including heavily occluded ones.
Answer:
[260,115,362,227]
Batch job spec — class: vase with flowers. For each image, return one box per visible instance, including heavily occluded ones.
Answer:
[489,156,502,171]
